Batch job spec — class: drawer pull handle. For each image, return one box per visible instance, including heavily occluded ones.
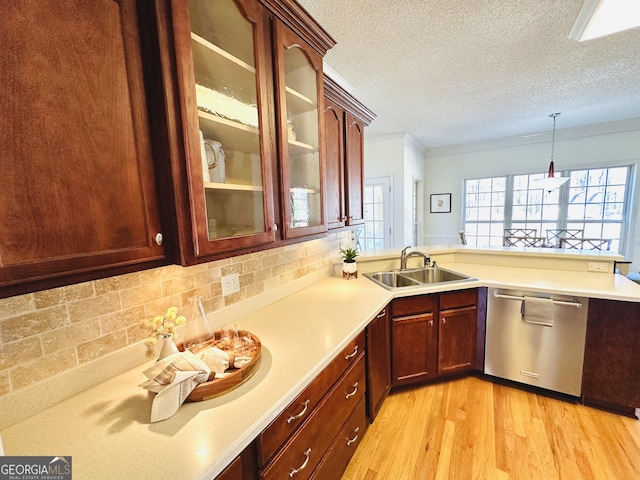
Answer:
[286,399,310,424]
[289,448,311,477]
[376,309,386,318]
[346,426,360,446]
[344,345,359,360]
[345,382,359,399]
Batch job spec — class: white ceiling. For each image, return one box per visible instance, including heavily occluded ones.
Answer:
[297,0,640,149]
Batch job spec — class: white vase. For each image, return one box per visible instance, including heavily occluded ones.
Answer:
[158,335,179,360]
[343,261,357,279]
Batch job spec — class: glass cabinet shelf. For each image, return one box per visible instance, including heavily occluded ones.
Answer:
[191,32,256,73]
[204,182,263,192]
[198,111,259,153]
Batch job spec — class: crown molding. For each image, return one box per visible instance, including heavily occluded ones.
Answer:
[423,117,640,158]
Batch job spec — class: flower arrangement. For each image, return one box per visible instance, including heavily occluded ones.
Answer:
[144,306,186,356]
[340,247,359,263]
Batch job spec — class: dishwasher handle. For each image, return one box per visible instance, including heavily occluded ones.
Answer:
[493,291,582,308]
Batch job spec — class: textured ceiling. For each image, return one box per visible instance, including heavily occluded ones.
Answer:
[297,0,640,148]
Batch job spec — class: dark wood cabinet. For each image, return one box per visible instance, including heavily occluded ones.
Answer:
[438,293,477,375]
[323,97,346,230]
[274,21,327,240]
[153,0,336,264]
[582,298,640,416]
[215,442,258,480]
[257,333,365,479]
[323,76,375,230]
[0,0,166,297]
[391,289,479,387]
[391,294,438,386]
[366,306,391,422]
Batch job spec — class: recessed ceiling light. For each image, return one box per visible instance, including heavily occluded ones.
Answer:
[569,0,640,42]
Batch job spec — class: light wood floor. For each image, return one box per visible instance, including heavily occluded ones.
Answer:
[342,376,640,480]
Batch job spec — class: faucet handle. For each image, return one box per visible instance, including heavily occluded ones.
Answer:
[401,245,411,256]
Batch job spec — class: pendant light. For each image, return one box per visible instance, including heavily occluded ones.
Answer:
[535,113,569,192]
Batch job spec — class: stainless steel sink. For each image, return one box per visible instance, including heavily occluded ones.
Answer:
[367,271,420,288]
[400,267,470,284]
[363,266,474,290]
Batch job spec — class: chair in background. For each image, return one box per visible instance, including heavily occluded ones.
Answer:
[560,238,611,251]
[504,228,537,238]
[504,236,546,247]
[546,229,583,248]
[503,228,544,247]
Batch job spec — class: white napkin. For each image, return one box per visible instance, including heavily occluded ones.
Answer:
[196,346,253,378]
[140,351,211,422]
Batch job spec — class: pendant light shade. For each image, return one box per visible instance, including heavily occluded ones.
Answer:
[535,113,569,192]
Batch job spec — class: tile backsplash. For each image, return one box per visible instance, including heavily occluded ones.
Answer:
[0,233,347,399]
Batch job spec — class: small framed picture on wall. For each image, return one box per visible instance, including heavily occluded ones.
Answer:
[430,193,451,213]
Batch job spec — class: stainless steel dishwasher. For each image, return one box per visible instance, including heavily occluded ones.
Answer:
[484,287,589,397]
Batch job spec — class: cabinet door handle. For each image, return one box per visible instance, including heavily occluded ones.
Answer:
[344,345,359,360]
[429,320,434,326]
[154,233,163,246]
[345,382,359,399]
[376,309,386,318]
[289,448,311,477]
[286,399,310,424]
[346,426,360,446]
[442,318,447,323]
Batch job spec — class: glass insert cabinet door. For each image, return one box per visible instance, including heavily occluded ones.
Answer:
[174,0,277,256]
[274,22,326,239]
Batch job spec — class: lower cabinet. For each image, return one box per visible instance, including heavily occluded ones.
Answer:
[215,443,258,480]
[256,332,366,480]
[391,289,479,387]
[310,397,367,480]
[582,298,640,416]
[438,290,478,376]
[366,305,391,422]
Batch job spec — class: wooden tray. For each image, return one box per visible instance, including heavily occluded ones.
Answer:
[178,330,261,402]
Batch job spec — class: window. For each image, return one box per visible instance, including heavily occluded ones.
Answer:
[462,166,632,253]
[359,177,391,251]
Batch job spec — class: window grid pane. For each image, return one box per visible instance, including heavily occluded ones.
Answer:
[463,176,506,247]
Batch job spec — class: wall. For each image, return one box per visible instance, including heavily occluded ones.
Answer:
[364,133,425,248]
[0,232,347,405]
[423,119,640,267]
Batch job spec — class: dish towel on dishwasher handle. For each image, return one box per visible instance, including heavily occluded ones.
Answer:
[522,296,555,326]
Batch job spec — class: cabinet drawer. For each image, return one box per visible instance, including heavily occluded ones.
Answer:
[257,332,365,466]
[392,294,437,317]
[260,354,366,480]
[310,397,367,480]
[439,289,477,310]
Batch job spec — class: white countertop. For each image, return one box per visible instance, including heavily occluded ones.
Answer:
[2,259,639,479]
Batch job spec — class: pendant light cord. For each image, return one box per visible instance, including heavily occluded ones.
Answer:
[549,112,560,163]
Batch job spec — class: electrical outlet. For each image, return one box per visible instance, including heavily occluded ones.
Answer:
[221,273,240,296]
[587,262,607,272]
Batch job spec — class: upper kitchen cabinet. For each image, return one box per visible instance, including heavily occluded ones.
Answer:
[155,0,335,262]
[0,0,166,297]
[164,0,278,258]
[323,76,375,230]
[274,22,326,239]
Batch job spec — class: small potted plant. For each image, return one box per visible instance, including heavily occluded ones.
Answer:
[340,247,359,279]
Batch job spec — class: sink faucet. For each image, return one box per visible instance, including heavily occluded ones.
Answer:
[400,246,431,270]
